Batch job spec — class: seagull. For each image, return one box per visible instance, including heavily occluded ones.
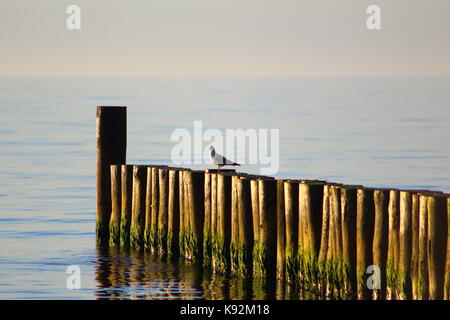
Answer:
[209,145,240,172]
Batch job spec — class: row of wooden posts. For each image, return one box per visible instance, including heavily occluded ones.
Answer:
[95,106,449,300]
[98,163,450,300]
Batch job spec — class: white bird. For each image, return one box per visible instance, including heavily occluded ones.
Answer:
[209,145,240,172]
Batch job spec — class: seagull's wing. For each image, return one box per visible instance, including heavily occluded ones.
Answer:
[213,152,240,166]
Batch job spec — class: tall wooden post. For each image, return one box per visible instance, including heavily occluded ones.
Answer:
[96,106,126,245]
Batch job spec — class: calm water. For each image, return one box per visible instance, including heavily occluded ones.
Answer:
[0,76,449,299]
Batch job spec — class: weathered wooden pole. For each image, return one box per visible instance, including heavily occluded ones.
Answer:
[356,188,375,300]
[276,179,286,280]
[157,167,169,254]
[130,165,147,250]
[187,170,205,262]
[327,185,343,297]
[167,168,180,257]
[109,165,122,246]
[445,197,450,300]
[284,180,299,285]
[214,173,232,274]
[299,181,324,290]
[181,170,191,259]
[318,184,331,293]
[210,173,218,270]
[203,172,212,266]
[96,106,126,246]
[178,170,186,258]
[411,192,420,299]
[398,191,413,300]
[417,193,429,300]
[427,195,447,300]
[251,179,261,276]
[256,179,277,279]
[230,175,240,275]
[237,176,253,276]
[387,189,400,299]
[144,166,152,251]
[150,167,160,253]
[340,185,358,299]
[372,189,389,300]
[120,164,133,247]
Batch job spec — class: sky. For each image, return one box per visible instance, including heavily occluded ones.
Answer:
[1,0,450,77]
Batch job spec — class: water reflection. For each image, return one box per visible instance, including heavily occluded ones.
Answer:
[94,247,319,300]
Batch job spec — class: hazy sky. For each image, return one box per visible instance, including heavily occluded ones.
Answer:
[1,0,449,77]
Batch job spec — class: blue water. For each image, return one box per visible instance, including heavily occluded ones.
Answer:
[0,76,449,299]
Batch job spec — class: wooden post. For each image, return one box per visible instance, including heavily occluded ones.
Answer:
[318,184,331,293]
[167,168,180,257]
[387,189,400,299]
[203,172,212,266]
[284,180,299,285]
[251,179,261,277]
[340,186,358,299]
[210,173,218,270]
[230,175,240,275]
[144,166,152,251]
[276,179,286,280]
[445,197,450,300]
[120,164,133,247]
[237,176,253,276]
[418,193,429,300]
[411,193,420,299]
[157,168,169,254]
[150,167,160,253]
[326,185,343,297]
[109,165,122,246]
[178,170,186,258]
[214,173,231,274]
[372,189,389,300]
[398,191,413,300]
[256,179,277,279]
[427,195,447,300]
[186,170,204,262]
[356,188,375,300]
[96,106,126,246]
[130,165,147,250]
[299,181,324,290]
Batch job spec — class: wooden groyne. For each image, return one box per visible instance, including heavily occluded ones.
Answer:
[96,106,449,300]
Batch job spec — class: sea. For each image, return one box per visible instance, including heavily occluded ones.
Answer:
[0,76,449,299]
